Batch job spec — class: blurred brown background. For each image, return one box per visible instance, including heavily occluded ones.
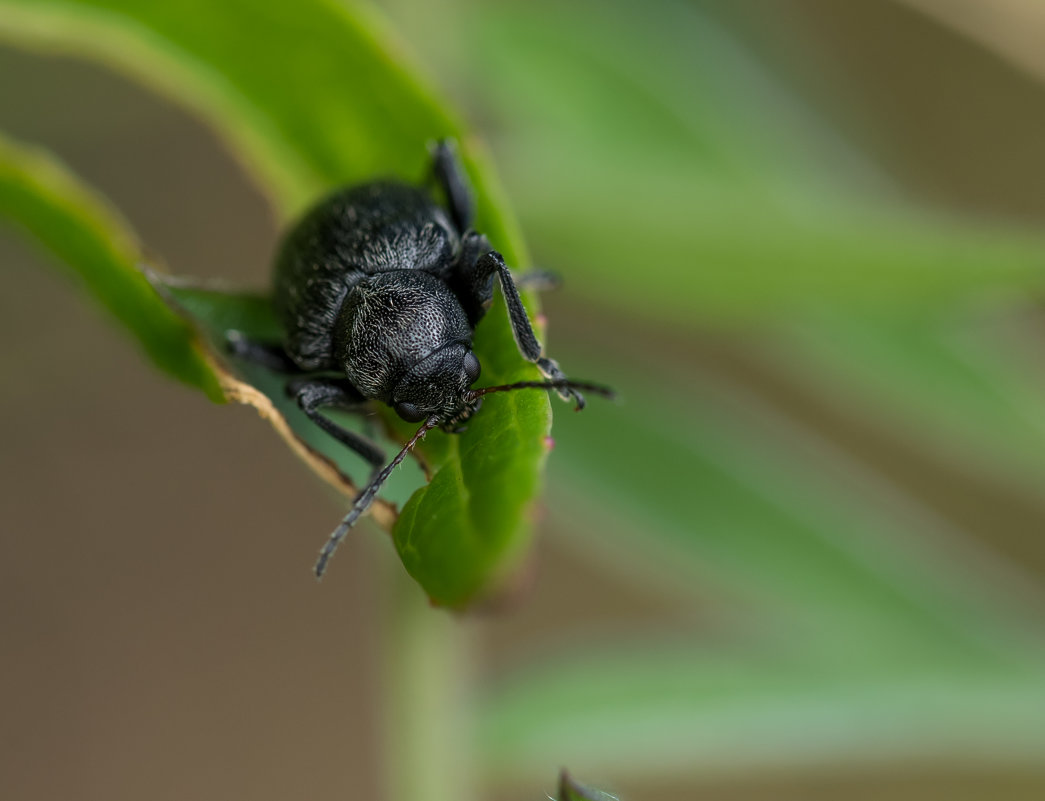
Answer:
[2,2,1045,800]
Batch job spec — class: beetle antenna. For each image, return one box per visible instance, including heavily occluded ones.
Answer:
[315,416,439,580]
[469,378,615,405]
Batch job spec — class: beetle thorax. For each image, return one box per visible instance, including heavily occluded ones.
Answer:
[333,271,472,403]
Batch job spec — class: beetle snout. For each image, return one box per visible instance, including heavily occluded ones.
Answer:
[441,395,482,433]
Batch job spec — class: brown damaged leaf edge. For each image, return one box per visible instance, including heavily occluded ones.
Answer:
[144,268,398,530]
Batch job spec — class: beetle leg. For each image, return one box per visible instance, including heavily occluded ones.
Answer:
[464,248,585,409]
[225,330,303,373]
[454,235,562,316]
[428,139,474,233]
[287,378,387,473]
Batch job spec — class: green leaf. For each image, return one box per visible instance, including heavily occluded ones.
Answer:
[479,647,1045,781]
[0,131,222,401]
[547,350,1044,664]
[0,0,550,606]
[512,167,1045,323]
[393,352,552,606]
[783,309,1045,493]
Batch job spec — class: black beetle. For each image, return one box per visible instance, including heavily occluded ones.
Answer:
[229,140,609,577]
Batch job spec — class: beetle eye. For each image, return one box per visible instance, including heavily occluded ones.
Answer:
[463,351,481,384]
[395,401,426,423]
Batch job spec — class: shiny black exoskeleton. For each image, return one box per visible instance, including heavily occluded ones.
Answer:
[229,141,607,577]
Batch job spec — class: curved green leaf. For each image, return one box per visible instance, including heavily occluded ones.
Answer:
[395,381,551,606]
[547,347,1045,663]
[0,0,549,606]
[783,310,1045,494]
[513,169,1045,322]
[0,132,222,401]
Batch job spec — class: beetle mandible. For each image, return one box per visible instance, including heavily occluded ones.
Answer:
[228,140,609,578]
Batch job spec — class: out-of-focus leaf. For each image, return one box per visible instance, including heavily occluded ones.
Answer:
[387,0,875,187]
[511,164,1045,323]
[479,647,1045,781]
[0,132,222,401]
[781,309,1045,492]
[546,347,1044,663]
[0,0,551,606]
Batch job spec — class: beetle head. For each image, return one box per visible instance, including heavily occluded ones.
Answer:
[336,272,473,406]
[391,342,484,431]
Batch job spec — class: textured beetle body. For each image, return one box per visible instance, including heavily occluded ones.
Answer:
[273,177,486,423]
[275,182,465,371]
[227,141,601,577]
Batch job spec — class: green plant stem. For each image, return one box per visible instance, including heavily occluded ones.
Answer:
[382,561,477,801]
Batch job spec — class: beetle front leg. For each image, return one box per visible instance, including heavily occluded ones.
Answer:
[287,378,387,473]
[463,246,585,409]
